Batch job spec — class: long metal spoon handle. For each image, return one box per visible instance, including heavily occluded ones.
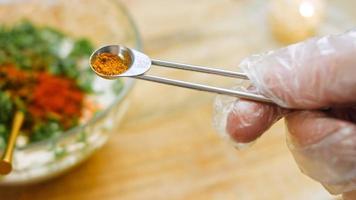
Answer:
[0,111,24,175]
[136,75,273,104]
[151,59,248,79]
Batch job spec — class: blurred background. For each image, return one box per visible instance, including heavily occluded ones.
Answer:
[0,0,355,199]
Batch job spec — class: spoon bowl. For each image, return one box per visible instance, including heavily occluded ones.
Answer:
[90,45,151,79]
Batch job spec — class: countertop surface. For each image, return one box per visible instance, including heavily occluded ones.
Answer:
[0,0,338,199]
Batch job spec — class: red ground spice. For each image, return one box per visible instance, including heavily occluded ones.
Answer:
[29,72,84,126]
[1,64,85,128]
[0,64,35,100]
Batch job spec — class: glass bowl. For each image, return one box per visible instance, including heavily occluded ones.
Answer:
[0,0,141,185]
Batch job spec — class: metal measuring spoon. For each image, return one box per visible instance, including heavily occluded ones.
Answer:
[90,45,273,104]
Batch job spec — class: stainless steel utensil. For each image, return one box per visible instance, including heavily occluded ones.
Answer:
[90,45,273,104]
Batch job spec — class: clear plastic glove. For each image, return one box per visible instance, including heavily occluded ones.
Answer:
[214,29,356,199]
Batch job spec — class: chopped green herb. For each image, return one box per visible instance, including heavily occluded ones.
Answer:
[30,121,63,142]
[0,21,100,146]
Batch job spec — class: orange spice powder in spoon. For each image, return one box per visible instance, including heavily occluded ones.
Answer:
[91,52,129,76]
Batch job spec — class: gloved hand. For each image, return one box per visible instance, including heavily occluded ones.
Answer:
[214,29,356,199]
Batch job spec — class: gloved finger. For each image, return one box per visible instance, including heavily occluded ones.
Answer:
[215,85,287,144]
[286,110,356,194]
[241,29,356,109]
[226,100,286,143]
